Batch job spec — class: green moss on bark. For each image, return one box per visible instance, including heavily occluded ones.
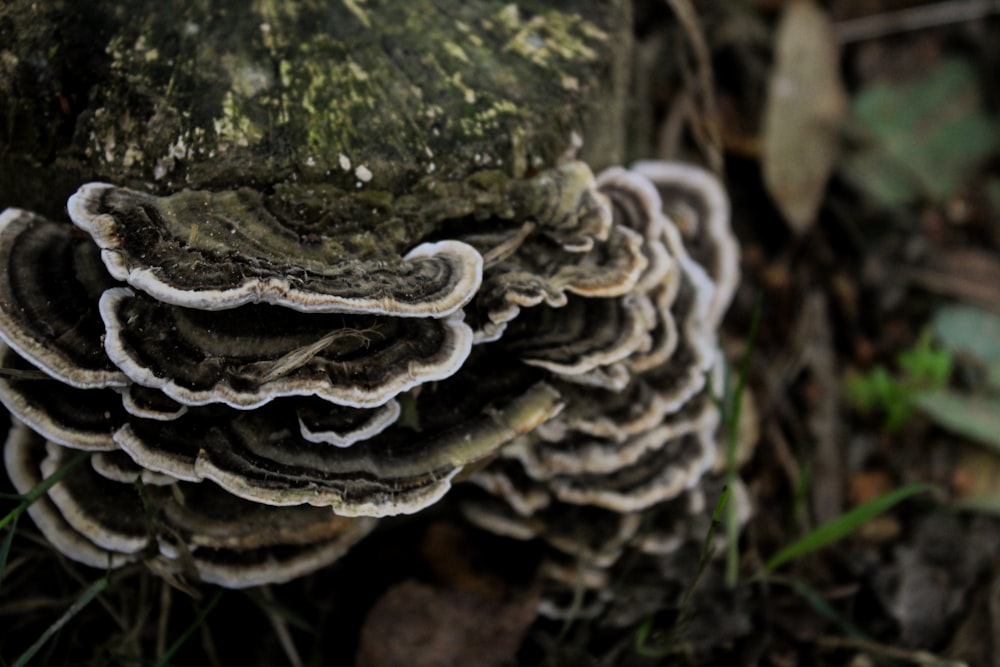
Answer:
[1,0,629,222]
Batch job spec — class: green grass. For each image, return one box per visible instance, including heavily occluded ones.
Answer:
[845,332,952,431]
[764,483,932,572]
[0,514,16,594]
[633,484,733,659]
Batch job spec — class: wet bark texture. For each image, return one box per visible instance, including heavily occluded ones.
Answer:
[0,0,630,220]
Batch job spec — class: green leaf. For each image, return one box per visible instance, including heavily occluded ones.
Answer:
[845,366,914,431]
[913,390,1000,453]
[844,57,999,206]
[785,578,867,640]
[897,333,951,387]
[634,617,672,658]
[932,304,1000,390]
[765,484,931,572]
[952,495,1000,516]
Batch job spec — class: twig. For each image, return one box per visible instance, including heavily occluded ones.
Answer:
[259,585,304,667]
[835,0,1000,43]
[799,292,844,525]
[156,578,171,658]
[816,635,968,666]
[661,0,724,174]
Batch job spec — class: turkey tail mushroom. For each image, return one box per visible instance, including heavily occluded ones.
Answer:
[0,0,750,617]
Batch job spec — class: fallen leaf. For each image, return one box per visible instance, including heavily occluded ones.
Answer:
[419,522,509,597]
[761,0,847,233]
[952,443,1000,500]
[356,579,539,667]
[931,303,1000,389]
[917,249,1000,314]
[872,513,1000,648]
[844,57,999,207]
[951,444,1000,515]
[849,470,894,505]
[913,390,1000,453]
[944,573,1000,667]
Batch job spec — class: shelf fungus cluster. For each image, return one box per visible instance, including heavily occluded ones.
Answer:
[0,0,751,630]
[461,161,747,619]
[0,157,742,602]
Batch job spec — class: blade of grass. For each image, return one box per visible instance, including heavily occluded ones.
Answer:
[634,616,672,659]
[243,588,315,634]
[12,576,108,667]
[778,576,868,639]
[765,483,931,572]
[153,589,223,667]
[0,514,17,593]
[0,450,90,531]
[634,486,731,658]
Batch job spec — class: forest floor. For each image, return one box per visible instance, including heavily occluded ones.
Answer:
[683,0,1000,664]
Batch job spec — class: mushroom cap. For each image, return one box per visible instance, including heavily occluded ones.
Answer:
[5,422,379,586]
[121,385,189,421]
[114,377,563,517]
[69,184,485,317]
[462,161,741,619]
[505,294,655,377]
[297,399,401,448]
[0,210,124,388]
[630,161,740,327]
[99,287,474,409]
[0,344,121,451]
[2,149,741,599]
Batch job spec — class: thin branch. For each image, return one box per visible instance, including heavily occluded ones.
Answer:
[836,0,1000,43]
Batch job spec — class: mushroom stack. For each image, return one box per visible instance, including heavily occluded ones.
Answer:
[0,153,736,586]
[462,161,745,619]
[0,157,740,596]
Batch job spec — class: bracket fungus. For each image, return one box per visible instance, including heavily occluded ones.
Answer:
[1,0,744,615]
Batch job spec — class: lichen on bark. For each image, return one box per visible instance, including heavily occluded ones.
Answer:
[0,0,630,225]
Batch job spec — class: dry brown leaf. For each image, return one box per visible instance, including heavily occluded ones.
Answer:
[356,579,539,667]
[901,247,1000,312]
[761,0,847,233]
[944,575,999,667]
[953,444,1000,500]
[419,522,510,598]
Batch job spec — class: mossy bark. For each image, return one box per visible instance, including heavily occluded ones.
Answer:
[0,0,630,220]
